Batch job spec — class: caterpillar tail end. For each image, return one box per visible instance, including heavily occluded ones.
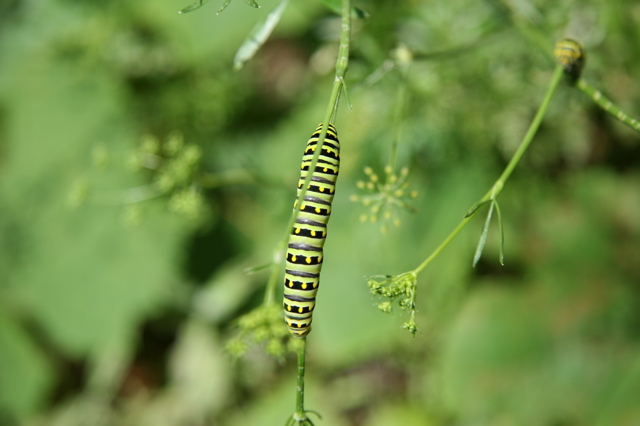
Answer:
[554,37,585,82]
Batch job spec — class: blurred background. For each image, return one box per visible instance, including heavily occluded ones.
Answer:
[1,0,639,425]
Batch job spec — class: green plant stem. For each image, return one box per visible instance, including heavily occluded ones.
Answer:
[294,337,307,420]
[286,2,350,423]
[388,70,408,174]
[576,78,640,133]
[264,0,350,306]
[413,64,564,275]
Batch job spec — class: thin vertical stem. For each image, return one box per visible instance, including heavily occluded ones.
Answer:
[287,1,350,423]
[388,74,408,173]
[266,0,351,306]
[294,337,307,419]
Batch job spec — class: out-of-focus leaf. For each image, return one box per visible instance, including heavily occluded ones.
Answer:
[192,261,258,323]
[594,353,640,426]
[179,0,259,14]
[0,49,189,356]
[0,311,54,420]
[234,0,289,70]
[167,320,232,414]
[220,0,260,15]
[440,289,553,423]
[179,0,210,14]
[243,0,260,8]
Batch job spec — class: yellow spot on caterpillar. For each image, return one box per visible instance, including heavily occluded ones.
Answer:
[323,168,328,172]
[319,187,325,193]
[319,256,323,262]
[313,282,318,288]
[289,281,294,287]
[298,307,303,313]
[295,228,300,234]
[287,306,291,311]
[302,283,307,290]
[306,257,312,264]
[330,188,334,193]
[292,255,297,262]
[301,204,306,209]
[315,207,321,213]
[311,230,316,237]
[322,231,326,237]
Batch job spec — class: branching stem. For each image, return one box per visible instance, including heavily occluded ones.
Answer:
[412,65,564,275]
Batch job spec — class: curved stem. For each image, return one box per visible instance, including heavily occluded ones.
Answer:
[413,64,564,275]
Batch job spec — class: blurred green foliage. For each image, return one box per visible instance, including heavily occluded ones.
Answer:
[0,0,639,425]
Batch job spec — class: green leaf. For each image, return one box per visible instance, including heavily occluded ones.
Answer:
[493,199,505,265]
[219,0,259,15]
[217,0,231,13]
[179,0,210,14]
[464,199,490,218]
[473,199,495,267]
[243,0,261,8]
[179,0,259,14]
[233,0,289,70]
[0,312,54,420]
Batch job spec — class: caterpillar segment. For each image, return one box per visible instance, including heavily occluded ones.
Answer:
[284,124,340,338]
[554,38,585,80]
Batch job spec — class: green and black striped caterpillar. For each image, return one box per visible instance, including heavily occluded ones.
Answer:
[283,124,340,338]
[554,37,585,80]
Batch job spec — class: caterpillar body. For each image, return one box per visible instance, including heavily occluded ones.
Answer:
[283,124,340,338]
[554,38,585,80]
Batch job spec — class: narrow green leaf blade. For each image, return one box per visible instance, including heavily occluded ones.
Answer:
[473,200,495,267]
[179,0,210,14]
[217,0,232,14]
[243,0,261,8]
[243,262,272,275]
[465,199,490,218]
[494,199,505,265]
[233,0,289,70]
